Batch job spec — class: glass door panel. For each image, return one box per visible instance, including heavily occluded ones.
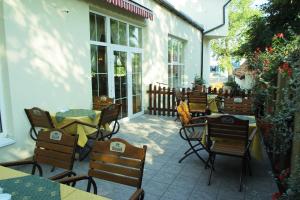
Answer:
[91,45,108,96]
[113,51,128,118]
[132,53,142,114]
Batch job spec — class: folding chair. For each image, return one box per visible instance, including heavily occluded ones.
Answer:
[187,91,208,116]
[61,103,121,160]
[177,101,208,165]
[25,107,55,141]
[206,115,256,191]
[59,138,147,200]
[1,129,78,181]
[223,98,253,115]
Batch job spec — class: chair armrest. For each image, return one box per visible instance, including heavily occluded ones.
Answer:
[129,189,145,200]
[190,116,207,121]
[49,170,76,181]
[59,175,97,194]
[60,120,97,129]
[0,159,34,167]
[184,123,206,128]
[59,175,89,184]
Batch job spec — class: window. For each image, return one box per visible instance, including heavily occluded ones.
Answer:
[90,12,108,97]
[90,13,106,42]
[168,37,185,88]
[111,19,127,46]
[129,25,142,48]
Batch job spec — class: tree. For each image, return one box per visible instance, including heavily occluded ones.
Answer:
[210,0,261,76]
[238,0,300,60]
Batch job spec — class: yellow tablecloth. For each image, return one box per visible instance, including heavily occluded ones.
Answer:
[0,166,110,200]
[189,94,219,113]
[202,115,262,160]
[51,110,101,147]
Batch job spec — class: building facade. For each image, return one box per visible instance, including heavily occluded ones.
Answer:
[0,0,229,161]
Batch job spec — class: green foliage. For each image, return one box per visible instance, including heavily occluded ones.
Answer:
[194,75,205,85]
[238,0,300,57]
[210,0,261,73]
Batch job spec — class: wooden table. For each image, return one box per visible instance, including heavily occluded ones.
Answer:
[0,166,110,200]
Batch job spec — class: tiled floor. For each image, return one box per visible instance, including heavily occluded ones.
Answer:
[15,114,278,200]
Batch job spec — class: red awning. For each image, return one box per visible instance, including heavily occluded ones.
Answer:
[106,0,153,20]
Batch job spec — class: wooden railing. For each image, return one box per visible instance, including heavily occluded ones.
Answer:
[147,84,252,116]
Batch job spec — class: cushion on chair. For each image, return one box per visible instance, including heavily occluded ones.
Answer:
[177,101,191,125]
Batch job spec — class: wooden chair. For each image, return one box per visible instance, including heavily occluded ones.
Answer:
[223,98,253,115]
[187,91,208,116]
[194,84,206,93]
[0,129,78,181]
[59,138,147,200]
[177,101,208,165]
[93,95,114,111]
[25,107,55,141]
[206,115,257,191]
[62,103,121,160]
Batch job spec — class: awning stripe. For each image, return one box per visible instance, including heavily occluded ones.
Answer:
[106,0,153,20]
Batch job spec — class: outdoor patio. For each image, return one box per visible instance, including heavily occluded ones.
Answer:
[13,114,277,200]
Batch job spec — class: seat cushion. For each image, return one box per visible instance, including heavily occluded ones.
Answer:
[187,126,205,140]
[211,140,246,156]
[177,102,192,125]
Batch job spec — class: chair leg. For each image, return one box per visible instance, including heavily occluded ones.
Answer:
[239,158,246,192]
[179,147,204,163]
[50,166,56,172]
[184,143,201,155]
[207,153,215,185]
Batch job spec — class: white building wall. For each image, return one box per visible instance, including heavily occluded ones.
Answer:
[0,0,92,162]
[0,0,204,162]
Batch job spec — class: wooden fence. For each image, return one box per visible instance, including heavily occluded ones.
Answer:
[147,84,252,116]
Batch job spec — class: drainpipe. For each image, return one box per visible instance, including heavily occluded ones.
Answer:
[200,0,232,79]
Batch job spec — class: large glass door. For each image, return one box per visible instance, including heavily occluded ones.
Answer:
[112,50,128,118]
[131,53,142,115]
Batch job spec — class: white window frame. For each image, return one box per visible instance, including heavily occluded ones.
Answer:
[168,36,185,88]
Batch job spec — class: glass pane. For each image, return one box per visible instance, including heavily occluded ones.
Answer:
[111,19,118,44]
[90,45,97,74]
[114,51,127,118]
[89,13,96,41]
[91,76,98,96]
[121,98,128,118]
[129,25,142,47]
[121,76,127,98]
[98,74,108,96]
[96,15,106,42]
[119,21,127,46]
[133,95,142,114]
[179,42,184,63]
[173,65,179,88]
[173,40,178,62]
[132,73,142,95]
[168,38,172,63]
[97,46,107,73]
[132,53,141,73]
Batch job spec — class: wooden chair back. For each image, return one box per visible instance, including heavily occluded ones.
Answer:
[89,138,147,188]
[194,85,206,93]
[93,96,114,110]
[34,129,78,170]
[98,103,121,126]
[25,107,54,129]
[223,98,253,115]
[207,115,249,146]
[188,92,208,104]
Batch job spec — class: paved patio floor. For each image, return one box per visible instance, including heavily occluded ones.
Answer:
[16,114,277,200]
